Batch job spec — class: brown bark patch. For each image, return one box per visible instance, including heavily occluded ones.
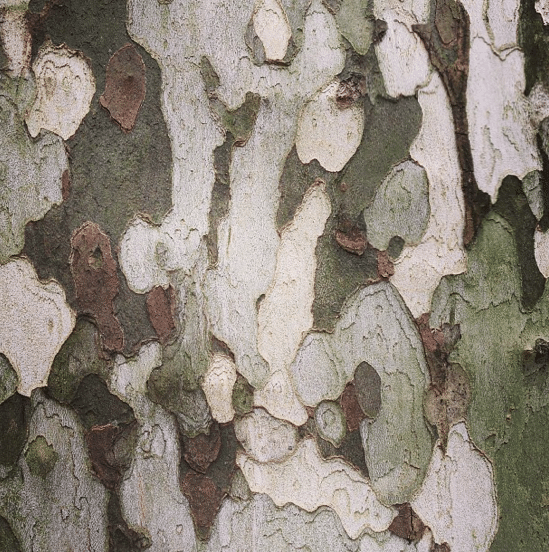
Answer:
[413,0,491,247]
[377,249,394,278]
[339,382,366,431]
[70,221,124,352]
[416,313,469,448]
[388,502,426,542]
[61,168,71,201]
[146,285,176,344]
[336,74,366,108]
[335,223,367,255]
[180,472,224,538]
[85,422,137,490]
[182,423,221,474]
[100,44,146,132]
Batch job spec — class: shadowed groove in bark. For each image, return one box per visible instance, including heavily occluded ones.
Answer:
[414,0,491,247]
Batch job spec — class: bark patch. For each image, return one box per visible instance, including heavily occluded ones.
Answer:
[182,423,221,474]
[414,0,491,247]
[339,382,366,431]
[146,285,176,344]
[100,44,146,132]
[85,422,137,490]
[388,502,426,543]
[70,221,124,353]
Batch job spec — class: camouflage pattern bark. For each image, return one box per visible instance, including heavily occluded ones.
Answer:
[0,0,548,550]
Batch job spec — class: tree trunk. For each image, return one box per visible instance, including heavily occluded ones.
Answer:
[0,0,548,550]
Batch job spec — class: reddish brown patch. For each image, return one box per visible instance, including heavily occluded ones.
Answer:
[377,249,394,279]
[100,44,146,132]
[339,383,366,431]
[388,503,426,543]
[431,544,451,552]
[85,422,136,490]
[180,472,224,537]
[183,424,221,474]
[335,225,367,255]
[70,221,124,352]
[146,285,176,344]
[416,314,469,448]
[61,169,71,201]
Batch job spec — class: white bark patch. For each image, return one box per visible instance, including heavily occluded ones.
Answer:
[110,341,163,403]
[315,400,346,447]
[127,0,344,389]
[412,423,498,552]
[534,228,549,277]
[201,353,237,423]
[9,392,108,551]
[255,180,330,424]
[0,94,68,263]
[373,0,429,23]
[253,0,292,61]
[486,0,519,51]
[0,7,31,77]
[0,258,75,397]
[119,399,198,552]
[237,437,396,539]
[358,529,433,552]
[536,0,549,24]
[26,41,96,140]
[391,74,467,317]
[374,11,431,98]
[234,407,298,462]
[295,81,364,172]
[289,282,432,504]
[466,39,539,200]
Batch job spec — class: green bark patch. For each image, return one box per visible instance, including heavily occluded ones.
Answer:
[0,515,22,552]
[70,374,134,430]
[518,0,549,95]
[48,319,111,405]
[493,175,545,311]
[24,436,58,479]
[310,94,421,331]
[24,0,171,354]
[0,393,30,470]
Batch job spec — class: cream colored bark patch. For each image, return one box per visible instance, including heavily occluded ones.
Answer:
[412,423,498,552]
[253,0,291,61]
[0,258,75,396]
[536,0,549,24]
[534,228,549,277]
[0,7,31,77]
[256,181,330,424]
[0,94,68,263]
[201,353,237,423]
[391,74,466,317]
[374,11,431,98]
[466,39,539,201]
[26,41,96,140]
[237,438,396,539]
[234,407,298,462]
[295,81,364,172]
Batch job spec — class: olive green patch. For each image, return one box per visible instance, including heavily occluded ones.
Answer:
[48,319,111,405]
[0,354,17,407]
[232,374,254,417]
[0,515,22,552]
[0,393,30,470]
[24,0,171,354]
[25,436,58,479]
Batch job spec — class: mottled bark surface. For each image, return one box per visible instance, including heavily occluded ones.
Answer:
[1,0,549,550]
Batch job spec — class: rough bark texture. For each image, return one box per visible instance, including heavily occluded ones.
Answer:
[1,0,549,550]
